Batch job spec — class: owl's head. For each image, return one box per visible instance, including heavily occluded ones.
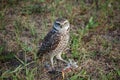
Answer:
[53,18,70,32]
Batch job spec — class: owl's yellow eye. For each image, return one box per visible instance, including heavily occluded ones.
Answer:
[60,25,62,28]
[55,23,62,28]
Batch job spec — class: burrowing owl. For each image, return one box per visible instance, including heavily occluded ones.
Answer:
[37,18,70,69]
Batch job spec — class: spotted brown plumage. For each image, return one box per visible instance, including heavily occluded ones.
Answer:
[37,30,61,56]
[37,18,70,69]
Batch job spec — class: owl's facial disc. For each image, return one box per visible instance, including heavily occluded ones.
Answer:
[62,21,70,31]
[53,18,70,32]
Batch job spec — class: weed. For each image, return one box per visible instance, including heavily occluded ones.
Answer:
[0,46,4,53]
[70,69,88,80]
[29,22,36,36]
[70,33,79,58]
[0,53,15,61]
[79,17,98,39]
[0,10,5,29]
[21,4,47,15]
[0,0,119,80]
[70,17,98,59]
[0,54,37,80]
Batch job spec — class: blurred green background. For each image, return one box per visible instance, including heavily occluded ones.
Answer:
[0,0,120,80]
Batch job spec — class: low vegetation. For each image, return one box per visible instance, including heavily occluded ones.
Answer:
[0,0,120,80]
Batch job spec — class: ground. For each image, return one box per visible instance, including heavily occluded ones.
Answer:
[0,0,120,80]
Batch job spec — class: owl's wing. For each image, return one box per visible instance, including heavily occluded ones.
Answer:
[37,30,61,57]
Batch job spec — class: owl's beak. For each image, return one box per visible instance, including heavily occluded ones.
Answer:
[67,27,70,31]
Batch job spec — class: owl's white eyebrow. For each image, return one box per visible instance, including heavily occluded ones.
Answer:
[63,20,68,24]
[55,21,61,24]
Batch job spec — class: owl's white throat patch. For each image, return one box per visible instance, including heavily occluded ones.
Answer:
[65,25,69,30]
[53,25,60,32]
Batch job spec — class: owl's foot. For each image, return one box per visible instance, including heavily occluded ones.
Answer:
[62,59,78,73]
[68,59,78,69]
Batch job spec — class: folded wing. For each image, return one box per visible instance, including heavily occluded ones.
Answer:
[37,30,61,57]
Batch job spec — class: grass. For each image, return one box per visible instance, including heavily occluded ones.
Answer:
[0,0,120,80]
[1,55,37,80]
[0,10,5,29]
[21,4,47,15]
[70,69,89,80]
[70,17,98,59]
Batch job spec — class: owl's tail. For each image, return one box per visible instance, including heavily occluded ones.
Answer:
[37,49,44,59]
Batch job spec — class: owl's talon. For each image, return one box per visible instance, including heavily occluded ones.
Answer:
[61,59,78,73]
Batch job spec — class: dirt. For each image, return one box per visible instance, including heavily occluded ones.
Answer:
[0,0,120,80]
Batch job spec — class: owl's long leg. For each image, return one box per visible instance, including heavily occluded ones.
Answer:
[56,53,69,64]
[50,55,55,69]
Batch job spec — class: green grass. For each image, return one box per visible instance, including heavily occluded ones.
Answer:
[21,4,47,15]
[0,46,15,61]
[70,69,89,80]
[0,0,119,80]
[0,10,5,29]
[0,55,37,80]
[70,17,98,59]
